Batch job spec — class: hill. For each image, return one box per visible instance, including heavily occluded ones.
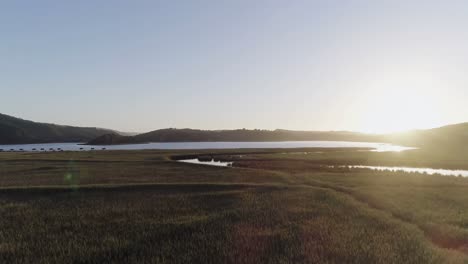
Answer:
[88,123,468,150]
[3,112,467,149]
[87,128,386,145]
[383,123,468,151]
[0,113,116,144]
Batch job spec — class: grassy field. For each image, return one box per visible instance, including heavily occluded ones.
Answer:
[1,148,468,263]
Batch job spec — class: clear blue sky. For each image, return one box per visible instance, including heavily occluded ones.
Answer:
[2,1,468,133]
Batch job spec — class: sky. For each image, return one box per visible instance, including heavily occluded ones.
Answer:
[1,0,468,133]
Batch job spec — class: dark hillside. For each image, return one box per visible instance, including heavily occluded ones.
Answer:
[88,128,386,145]
[0,113,115,144]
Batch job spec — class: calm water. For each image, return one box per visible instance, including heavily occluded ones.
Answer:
[349,165,468,177]
[178,159,233,167]
[177,160,468,177]
[0,141,414,152]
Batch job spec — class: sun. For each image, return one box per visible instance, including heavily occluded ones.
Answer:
[356,70,442,134]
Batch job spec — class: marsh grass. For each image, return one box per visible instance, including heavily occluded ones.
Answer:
[1,184,460,263]
[1,149,468,263]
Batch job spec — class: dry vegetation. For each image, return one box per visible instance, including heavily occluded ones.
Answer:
[1,148,468,263]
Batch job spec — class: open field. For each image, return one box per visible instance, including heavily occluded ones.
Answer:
[1,148,468,263]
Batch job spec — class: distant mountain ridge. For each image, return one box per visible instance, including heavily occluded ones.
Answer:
[87,128,386,145]
[384,122,468,149]
[88,124,468,149]
[2,112,468,149]
[0,113,117,144]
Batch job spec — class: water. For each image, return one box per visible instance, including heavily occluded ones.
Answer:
[176,161,468,177]
[0,141,414,152]
[349,165,468,177]
[178,159,233,167]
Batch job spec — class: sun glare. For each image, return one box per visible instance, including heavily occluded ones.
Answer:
[357,70,441,134]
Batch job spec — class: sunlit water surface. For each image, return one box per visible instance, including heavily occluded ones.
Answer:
[0,141,414,152]
[177,160,468,177]
[6,141,465,177]
[178,159,233,167]
[349,165,468,177]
